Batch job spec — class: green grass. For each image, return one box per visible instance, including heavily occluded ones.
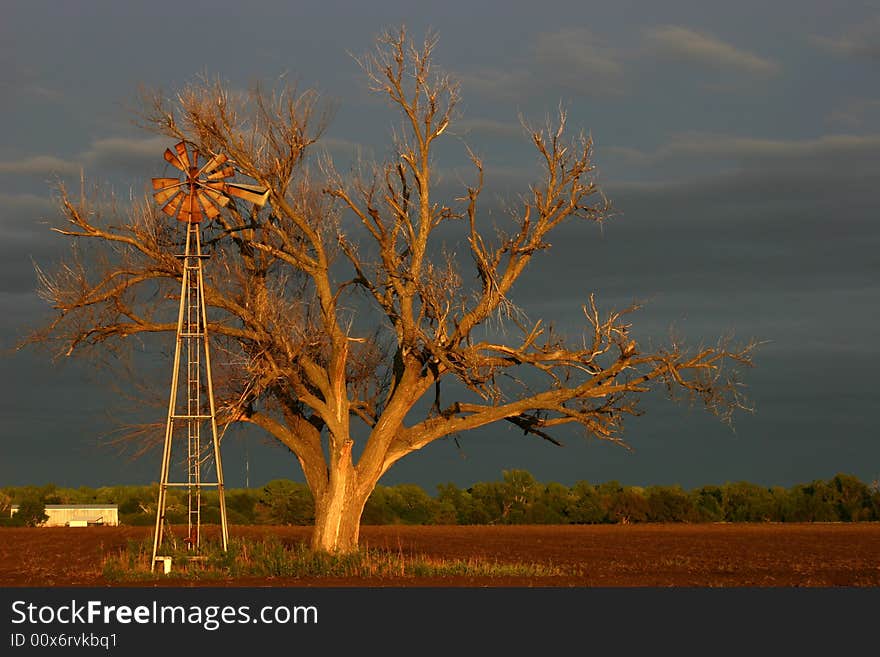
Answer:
[102,537,577,581]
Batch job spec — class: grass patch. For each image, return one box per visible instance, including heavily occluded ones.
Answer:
[102,537,576,581]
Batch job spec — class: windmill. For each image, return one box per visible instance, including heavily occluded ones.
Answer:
[150,141,269,572]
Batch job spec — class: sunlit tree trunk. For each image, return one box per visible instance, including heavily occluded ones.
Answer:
[311,484,369,553]
[309,444,373,553]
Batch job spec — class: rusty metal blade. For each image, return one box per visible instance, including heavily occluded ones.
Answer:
[152,177,181,190]
[178,192,202,223]
[164,148,186,171]
[153,185,181,204]
[198,153,228,177]
[207,166,235,180]
[161,191,184,217]
[188,192,203,223]
[198,185,230,207]
[191,149,199,171]
[197,191,221,219]
[174,142,190,169]
[225,182,270,206]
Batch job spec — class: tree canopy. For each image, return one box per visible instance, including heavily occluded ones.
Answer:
[25,28,756,552]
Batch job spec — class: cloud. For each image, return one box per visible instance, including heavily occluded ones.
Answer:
[0,192,63,295]
[604,161,879,210]
[647,25,780,77]
[457,28,627,101]
[0,155,80,176]
[532,28,626,93]
[0,136,175,179]
[0,192,53,212]
[520,156,880,328]
[81,136,171,171]
[16,84,65,103]
[321,137,362,152]
[320,136,374,158]
[0,192,55,242]
[453,118,524,139]
[605,133,880,166]
[583,131,880,304]
[828,99,880,129]
[812,17,880,59]
[456,68,532,102]
[0,64,65,106]
[608,136,880,217]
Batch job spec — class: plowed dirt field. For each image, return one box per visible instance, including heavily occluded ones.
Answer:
[2,523,878,587]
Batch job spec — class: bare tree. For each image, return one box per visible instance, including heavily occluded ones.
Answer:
[25,29,755,553]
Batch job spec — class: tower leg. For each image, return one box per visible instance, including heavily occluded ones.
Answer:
[151,225,191,571]
[197,226,229,550]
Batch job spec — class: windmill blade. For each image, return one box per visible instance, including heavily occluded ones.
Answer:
[177,192,203,223]
[196,191,221,219]
[151,177,181,191]
[198,185,230,207]
[207,166,235,181]
[174,142,191,169]
[225,182,270,206]
[187,192,203,223]
[205,180,268,206]
[163,148,186,172]
[197,152,228,177]
[153,185,182,205]
[161,191,185,217]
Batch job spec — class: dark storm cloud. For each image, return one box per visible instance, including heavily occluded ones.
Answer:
[455,26,629,101]
[829,99,880,129]
[2,1,879,489]
[532,28,628,94]
[404,125,880,349]
[463,121,880,489]
[488,126,880,369]
[0,193,53,231]
[452,119,524,139]
[455,20,782,104]
[604,133,880,168]
[0,193,66,296]
[811,15,880,59]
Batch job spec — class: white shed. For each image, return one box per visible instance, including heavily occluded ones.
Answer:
[10,504,119,527]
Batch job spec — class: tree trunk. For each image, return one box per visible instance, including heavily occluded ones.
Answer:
[310,460,371,553]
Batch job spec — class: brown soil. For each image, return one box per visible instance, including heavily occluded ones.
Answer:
[1,523,878,587]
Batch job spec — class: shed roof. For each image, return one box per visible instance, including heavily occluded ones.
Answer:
[10,504,118,510]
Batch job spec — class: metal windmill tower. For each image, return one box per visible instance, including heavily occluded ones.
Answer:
[149,141,269,571]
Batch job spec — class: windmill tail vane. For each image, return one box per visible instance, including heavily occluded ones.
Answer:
[151,141,270,223]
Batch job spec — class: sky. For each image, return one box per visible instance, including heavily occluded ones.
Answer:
[1,0,878,493]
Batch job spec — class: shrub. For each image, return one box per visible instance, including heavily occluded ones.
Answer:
[646,486,695,522]
[15,498,49,527]
[256,480,314,525]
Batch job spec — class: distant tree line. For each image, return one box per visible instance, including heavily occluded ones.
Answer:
[2,471,878,527]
